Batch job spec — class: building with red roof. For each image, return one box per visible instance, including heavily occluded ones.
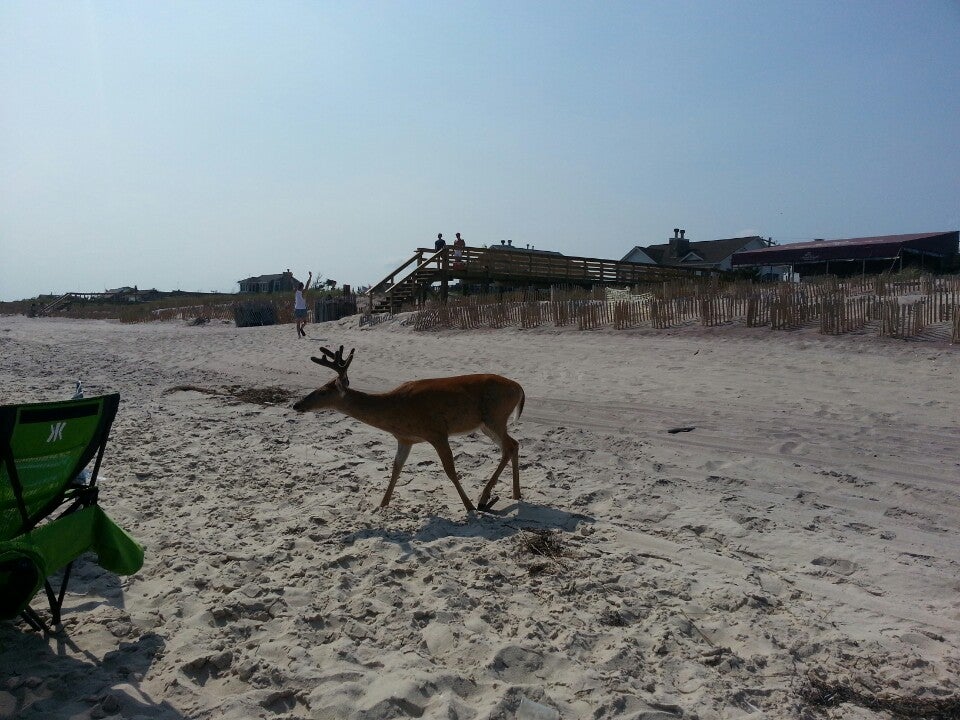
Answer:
[732,232,958,276]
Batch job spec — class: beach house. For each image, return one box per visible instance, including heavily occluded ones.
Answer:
[238,270,302,293]
[622,229,772,272]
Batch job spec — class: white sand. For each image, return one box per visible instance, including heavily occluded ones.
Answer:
[0,314,957,719]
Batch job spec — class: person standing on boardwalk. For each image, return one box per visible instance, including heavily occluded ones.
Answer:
[434,233,446,252]
[453,232,466,268]
[294,271,312,338]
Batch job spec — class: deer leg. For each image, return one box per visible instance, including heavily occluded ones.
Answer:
[478,427,519,508]
[509,434,521,500]
[380,441,412,507]
[476,425,506,508]
[429,438,476,512]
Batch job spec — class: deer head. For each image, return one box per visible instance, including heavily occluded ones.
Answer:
[293,345,355,412]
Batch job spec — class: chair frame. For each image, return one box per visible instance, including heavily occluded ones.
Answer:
[0,394,120,630]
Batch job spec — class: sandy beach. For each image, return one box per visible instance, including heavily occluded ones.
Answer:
[1,314,958,719]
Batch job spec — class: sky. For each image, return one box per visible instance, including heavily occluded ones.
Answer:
[1,1,958,300]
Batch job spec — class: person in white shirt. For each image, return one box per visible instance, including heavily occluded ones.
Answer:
[294,270,312,338]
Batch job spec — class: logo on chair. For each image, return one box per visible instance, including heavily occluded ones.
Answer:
[47,422,65,442]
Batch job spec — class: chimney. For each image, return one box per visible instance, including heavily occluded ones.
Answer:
[669,231,690,259]
[507,239,513,246]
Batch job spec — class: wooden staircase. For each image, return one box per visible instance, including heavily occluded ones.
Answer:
[367,248,447,314]
[39,293,76,316]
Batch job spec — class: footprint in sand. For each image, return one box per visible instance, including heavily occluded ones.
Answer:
[489,645,545,683]
[779,440,802,455]
[810,557,858,576]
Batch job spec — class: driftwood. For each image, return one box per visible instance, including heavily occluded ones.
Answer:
[802,671,960,719]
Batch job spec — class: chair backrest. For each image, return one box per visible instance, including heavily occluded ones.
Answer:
[0,394,120,541]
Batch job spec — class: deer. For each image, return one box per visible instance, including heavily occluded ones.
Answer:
[292,346,525,513]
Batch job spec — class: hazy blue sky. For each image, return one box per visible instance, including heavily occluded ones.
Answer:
[2,1,958,300]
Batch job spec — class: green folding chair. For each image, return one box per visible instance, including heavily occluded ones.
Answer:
[0,393,144,631]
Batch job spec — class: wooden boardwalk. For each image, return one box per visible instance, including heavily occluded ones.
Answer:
[368,245,705,313]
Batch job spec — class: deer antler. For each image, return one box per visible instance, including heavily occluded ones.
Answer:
[311,345,355,378]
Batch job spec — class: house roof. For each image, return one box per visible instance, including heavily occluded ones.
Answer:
[643,236,765,267]
[239,272,296,284]
[486,244,563,256]
[619,247,658,263]
[732,231,959,266]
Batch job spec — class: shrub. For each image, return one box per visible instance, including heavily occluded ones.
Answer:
[233,300,278,327]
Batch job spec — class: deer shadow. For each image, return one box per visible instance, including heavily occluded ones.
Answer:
[341,501,595,549]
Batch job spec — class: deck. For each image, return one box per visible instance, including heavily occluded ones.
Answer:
[368,245,706,313]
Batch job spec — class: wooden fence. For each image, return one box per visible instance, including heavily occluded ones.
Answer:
[402,274,960,344]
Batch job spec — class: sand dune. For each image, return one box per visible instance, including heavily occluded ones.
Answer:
[1,314,957,719]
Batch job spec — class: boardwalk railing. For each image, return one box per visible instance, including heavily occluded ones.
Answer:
[367,246,707,313]
[445,246,697,285]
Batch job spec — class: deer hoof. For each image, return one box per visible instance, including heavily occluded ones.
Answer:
[477,495,500,512]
